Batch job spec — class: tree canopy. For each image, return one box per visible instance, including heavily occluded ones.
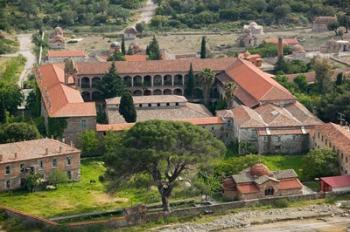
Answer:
[147,36,161,60]
[0,122,41,143]
[198,68,215,106]
[97,63,125,99]
[104,120,225,211]
[119,92,137,123]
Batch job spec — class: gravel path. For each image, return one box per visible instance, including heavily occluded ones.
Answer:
[157,204,348,232]
[131,0,158,27]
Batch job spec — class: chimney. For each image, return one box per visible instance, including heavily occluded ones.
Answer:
[14,153,18,160]
[70,140,74,147]
[62,137,65,143]
[59,146,62,153]
[277,37,283,59]
[0,155,2,162]
[44,148,49,156]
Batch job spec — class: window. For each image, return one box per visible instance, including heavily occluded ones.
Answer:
[321,136,324,141]
[175,102,179,106]
[293,135,296,140]
[148,103,152,107]
[139,104,142,108]
[276,137,281,142]
[263,136,268,142]
[157,103,160,107]
[346,157,348,163]
[66,156,72,166]
[67,171,72,180]
[52,159,57,167]
[166,103,170,106]
[39,160,44,169]
[5,180,10,189]
[20,163,25,173]
[317,132,320,138]
[5,166,10,175]
[265,187,274,196]
[81,119,87,129]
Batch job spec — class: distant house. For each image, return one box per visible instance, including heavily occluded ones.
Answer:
[49,27,65,49]
[47,50,87,63]
[312,16,337,33]
[0,138,81,191]
[124,27,137,40]
[238,51,262,67]
[243,22,264,35]
[223,163,303,200]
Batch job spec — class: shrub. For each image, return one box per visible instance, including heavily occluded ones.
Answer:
[272,199,289,208]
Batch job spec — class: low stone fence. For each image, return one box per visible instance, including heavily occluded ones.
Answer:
[0,206,58,228]
[0,191,347,230]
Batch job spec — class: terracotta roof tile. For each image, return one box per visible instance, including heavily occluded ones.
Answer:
[0,138,80,164]
[255,104,302,127]
[237,184,259,194]
[76,57,236,75]
[225,59,295,104]
[231,105,266,128]
[279,179,303,190]
[36,64,96,118]
[48,50,86,58]
[125,55,147,62]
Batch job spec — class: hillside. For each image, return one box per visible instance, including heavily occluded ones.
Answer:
[151,0,346,30]
[0,0,145,31]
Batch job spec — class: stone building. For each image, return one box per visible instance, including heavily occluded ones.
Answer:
[0,138,80,191]
[35,61,96,144]
[243,22,264,35]
[310,123,350,175]
[223,163,303,200]
[47,50,87,63]
[312,16,337,33]
[124,27,137,40]
[49,27,65,49]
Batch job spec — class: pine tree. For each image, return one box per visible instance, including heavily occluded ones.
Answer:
[147,36,161,60]
[200,36,207,59]
[97,63,125,99]
[185,63,194,98]
[119,92,137,123]
[121,35,126,55]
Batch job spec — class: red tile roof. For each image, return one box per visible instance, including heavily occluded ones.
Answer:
[279,179,303,190]
[76,57,237,75]
[226,59,295,105]
[48,50,86,58]
[125,55,147,62]
[314,123,350,156]
[0,138,80,164]
[321,175,350,188]
[36,64,96,118]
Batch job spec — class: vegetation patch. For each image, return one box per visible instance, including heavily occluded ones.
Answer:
[0,56,26,84]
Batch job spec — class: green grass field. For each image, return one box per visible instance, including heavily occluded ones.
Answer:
[0,159,160,218]
[0,155,306,218]
[0,56,26,84]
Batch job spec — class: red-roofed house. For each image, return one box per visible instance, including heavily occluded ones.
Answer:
[35,63,96,143]
[223,164,303,200]
[320,176,350,192]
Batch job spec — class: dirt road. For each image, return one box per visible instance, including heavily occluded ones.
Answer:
[131,0,158,27]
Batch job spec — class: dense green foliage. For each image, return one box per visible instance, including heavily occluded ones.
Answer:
[0,0,145,31]
[119,92,137,123]
[107,51,126,61]
[77,130,103,157]
[104,120,225,211]
[0,38,18,54]
[185,63,194,98]
[197,68,215,106]
[302,149,340,180]
[146,36,161,60]
[0,122,41,143]
[152,0,341,29]
[200,36,207,59]
[96,63,125,99]
[47,118,67,138]
[248,43,292,58]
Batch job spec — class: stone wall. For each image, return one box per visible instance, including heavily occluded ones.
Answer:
[63,116,96,144]
[258,134,309,154]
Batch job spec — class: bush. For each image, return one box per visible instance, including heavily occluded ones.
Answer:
[48,170,69,186]
[272,199,289,208]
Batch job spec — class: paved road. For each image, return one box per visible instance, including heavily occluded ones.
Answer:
[231,216,350,232]
[1,34,36,88]
[131,0,158,27]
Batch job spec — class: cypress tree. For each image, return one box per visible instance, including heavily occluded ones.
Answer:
[0,98,6,124]
[185,63,194,98]
[200,36,206,59]
[119,92,137,123]
[97,63,125,99]
[121,35,126,55]
[147,36,161,60]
